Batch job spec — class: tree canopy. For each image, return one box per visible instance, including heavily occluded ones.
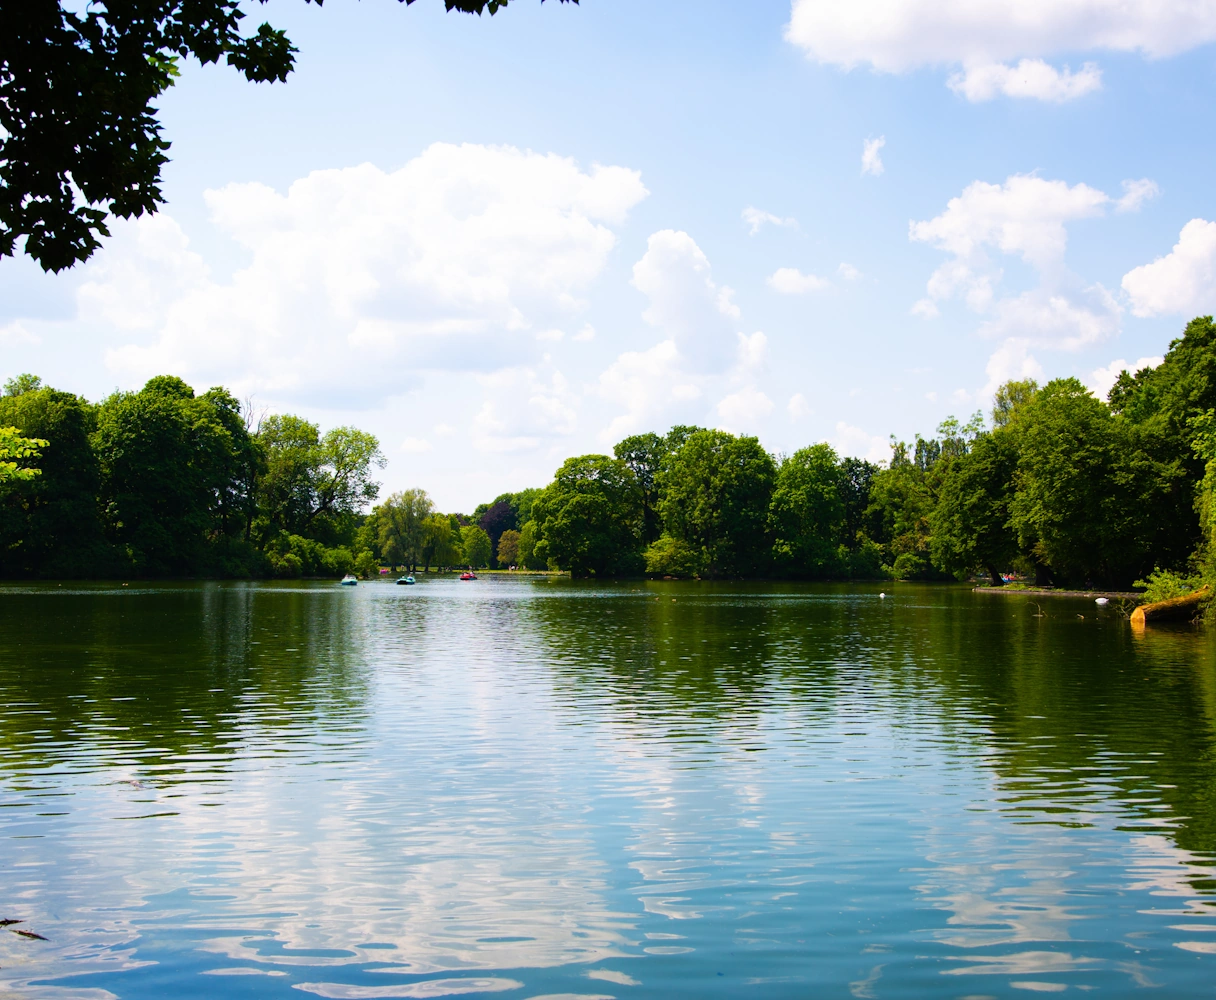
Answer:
[658,429,776,578]
[2,0,578,272]
[6,316,1216,588]
[532,454,643,577]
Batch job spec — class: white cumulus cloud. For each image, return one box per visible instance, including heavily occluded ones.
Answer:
[833,422,890,463]
[910,174,1121,348]
[632,229,741,372]
[1122,219,1216,318]
[602,233,771,441]
[743,207,798,235]
[910,175,1108,269]
[736,331,769,370]
[981,338,1046,401]
[1116,178,1161,213]
[978,285,1121,350]
[947,59,1101,102]
[0,321,40,346]
[472,365,578,453]
[597,339,690,442]
[785,0,1216,101]
[788,392,812,419]
[92,142,647,406]
[1088,355,1163,399]
[716,386,775,432]
[768,267,830,294]
[861,136,886,176]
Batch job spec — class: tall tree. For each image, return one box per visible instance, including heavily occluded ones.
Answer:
[864,439,942,580]
[769,444,846,577]
[256,416,383,542]
[373,488,433,570]
[460,524,492,569]
[478,498,517,568]
[0,380,104,576]
[517,519,544,570]
[511,487,542,525]
[613,432,666,544]
[421,513,459,571]
[93,375,255,574]
[496,528,521,567]
[930,430,1021,585]
[659,430,776,578]
[256,414,322,539]
[838,457,879,549]
[532,454,643,577]
[992,379,1039,429]
[312,426,385,529]
[1009,378,1152,587]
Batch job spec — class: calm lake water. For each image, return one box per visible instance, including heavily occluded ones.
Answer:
[2,579,1215,999]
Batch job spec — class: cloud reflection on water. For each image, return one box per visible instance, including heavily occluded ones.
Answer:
[2,581,1216,997]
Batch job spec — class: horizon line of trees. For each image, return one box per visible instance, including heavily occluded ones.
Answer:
[452,315,1216,591]
[4,315,1216,589]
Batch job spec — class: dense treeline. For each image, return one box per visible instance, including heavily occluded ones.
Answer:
[513,315,1216,589]
[4,316,1216,587]
[0,374,387,578]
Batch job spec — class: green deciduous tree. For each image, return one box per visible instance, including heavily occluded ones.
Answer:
[0,382,107,576]
[613,431,666,544]
[659,429,776,578]
[256,415,384,543]
[838,456,879,549]
[496,528,521,567]
[865,439,942,580]
[532,454,643,577]
[992,379,1039,429]
[643,534,701,578]
[769,444,846,577]
[1009,378,1152,587]
[511,487,542,525]
[930,429,1021,585]
[516,519,545,570]
[421,513,460,571]
[93,375,260,575]
[256,414,322,538]
[373,488,433,569]
[313,426,385,528]
[460,523,492,569]
[0,426,47,483]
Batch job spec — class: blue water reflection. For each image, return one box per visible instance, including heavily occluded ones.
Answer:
[1,578,1214,998]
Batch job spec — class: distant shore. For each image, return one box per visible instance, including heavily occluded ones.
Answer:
[973,586,1142,600]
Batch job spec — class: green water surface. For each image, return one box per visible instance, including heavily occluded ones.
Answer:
[1,579,1215,998]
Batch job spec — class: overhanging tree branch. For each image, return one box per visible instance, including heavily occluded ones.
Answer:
[0,0,577,272]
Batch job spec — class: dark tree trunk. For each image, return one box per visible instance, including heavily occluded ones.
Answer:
[986,564,1004,586]
[1034,562,1054,587]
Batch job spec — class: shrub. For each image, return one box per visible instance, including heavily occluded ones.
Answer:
[354,549,379,579]
[644,535,702,578]
[1133,567,1203,603]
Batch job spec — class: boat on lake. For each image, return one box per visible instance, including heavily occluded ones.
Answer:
[397,575,416,585]
[460,572,477,580]
[339,574,358,586]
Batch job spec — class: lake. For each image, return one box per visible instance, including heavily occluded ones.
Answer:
[1,578,1215,998]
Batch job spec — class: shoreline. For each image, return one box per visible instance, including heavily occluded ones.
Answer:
[973,586,1142,599]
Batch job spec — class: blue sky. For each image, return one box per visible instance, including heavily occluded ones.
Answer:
[4,0,1216,510]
